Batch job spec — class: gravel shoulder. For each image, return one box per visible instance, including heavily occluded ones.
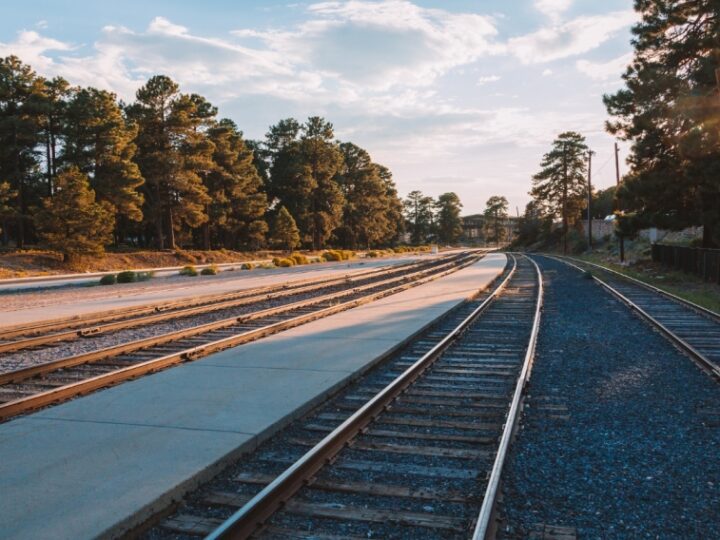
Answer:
[498,255,720,538]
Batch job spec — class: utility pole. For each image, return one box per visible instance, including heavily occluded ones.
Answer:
[615,142,625,262]
[587,149,594,249]
[562,142,568,255]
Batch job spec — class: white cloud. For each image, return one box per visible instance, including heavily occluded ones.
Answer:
[0,30,72,71]
[542,68,553,76]
[477,75,500,86]
[576,52,632,80]
[534,0,573,21]
[508,10,636,64]
[234,0,500,91]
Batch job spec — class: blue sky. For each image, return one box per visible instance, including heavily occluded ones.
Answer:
[1,0,635,215]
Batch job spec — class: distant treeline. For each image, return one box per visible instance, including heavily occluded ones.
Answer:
[0,56,464,259]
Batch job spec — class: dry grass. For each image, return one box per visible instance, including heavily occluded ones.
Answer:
[0,248,288,279]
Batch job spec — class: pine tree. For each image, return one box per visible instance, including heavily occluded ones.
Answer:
[270,206,300,251]
[129,76,211,249]
[35,167,115,261]
[404,190,436,244]
[299,117,344,250]
[0,55,43,247]
[204,119,267,249]
[436,192,464,245]
[34,76,70,196]
[63,87,144,240]
[604,0,720,246]
[483,195,509,245]
[530,131,588,254]
[335,142,397,248]
[376,165,404,244]
[0,181,17,245]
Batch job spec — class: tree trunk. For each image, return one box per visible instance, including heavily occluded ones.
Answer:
[203,221,211,251]
[166,206,176,250]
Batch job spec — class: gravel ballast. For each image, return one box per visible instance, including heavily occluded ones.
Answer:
[498,255,720,538]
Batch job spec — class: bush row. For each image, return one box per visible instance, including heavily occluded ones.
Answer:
[98,270,155,285]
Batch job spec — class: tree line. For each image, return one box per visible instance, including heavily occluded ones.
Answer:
[520,1,720,251]
[0,55,466,259]
[605,0,719,248]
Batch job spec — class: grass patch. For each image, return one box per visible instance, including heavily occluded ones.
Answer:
[200,265,219,276]
[179,265,198,277]
[116,270,137,283]
[576,253,720,313]
[99,274,116,285]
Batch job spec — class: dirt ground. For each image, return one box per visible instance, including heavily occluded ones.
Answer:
[0,248,286,279]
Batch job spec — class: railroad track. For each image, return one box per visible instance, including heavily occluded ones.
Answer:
[145,253,542,540]
[0,252,481,421]
[554,256,720,379]
[0,258,439,353]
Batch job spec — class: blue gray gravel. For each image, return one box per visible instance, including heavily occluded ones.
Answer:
[498,255,720,539]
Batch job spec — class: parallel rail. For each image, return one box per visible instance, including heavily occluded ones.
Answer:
[0,261,425,350]
[0,252,481,421]
[553,255,720,380]
[156,254,542,539]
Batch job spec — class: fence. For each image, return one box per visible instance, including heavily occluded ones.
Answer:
[651,243,720,284]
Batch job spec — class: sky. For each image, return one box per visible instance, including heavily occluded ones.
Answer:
[0,0,637,215]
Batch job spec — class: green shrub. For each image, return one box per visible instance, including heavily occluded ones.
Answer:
[99,274,116,285]
[259,262,275,269]
[341,250,355,260]
[366,250,380,258]
[290,252,309,265]
[179,265,198,277]
[136,271,155,282]
[116,270,137,283]
[275,258,294,267]
[200,265,219,275]
[322,250,342,262]
[241,262,254,270]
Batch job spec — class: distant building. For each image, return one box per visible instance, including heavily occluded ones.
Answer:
[461,214,520,246]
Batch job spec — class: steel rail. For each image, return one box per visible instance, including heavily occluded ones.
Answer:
[0,254,481,421]
[561,255,720,322]
[471,254,544,540]
[0,257,448,353]
[205,254,520,540]
[0,260,420,341]
[0,254,473,386]
[554,256,720,380]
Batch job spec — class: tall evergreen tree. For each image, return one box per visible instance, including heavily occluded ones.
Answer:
[0,181,17,245]
[483,195,509,245]
[335,142,399,248]
[604,0,720,247]
[204,119,267,249]
[0,55,43,247]
[403,190,436,244]
[270,206,300,250]
[436,192,464,244]
[530,131,589,254]
[34,76,71,196]
[129,76,211,249]
[63,87,144,241]
[299,117,344,250]
[35,167,114,261]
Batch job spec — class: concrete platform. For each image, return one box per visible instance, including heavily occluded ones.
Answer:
[0,253,506,540]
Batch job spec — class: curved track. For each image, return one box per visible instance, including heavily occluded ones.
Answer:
[554,256,720,379]
[0,252,480,421]
[144,253,542,540]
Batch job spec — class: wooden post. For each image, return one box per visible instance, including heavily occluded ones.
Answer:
[615,142,624,262]
[587,150,594,249]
